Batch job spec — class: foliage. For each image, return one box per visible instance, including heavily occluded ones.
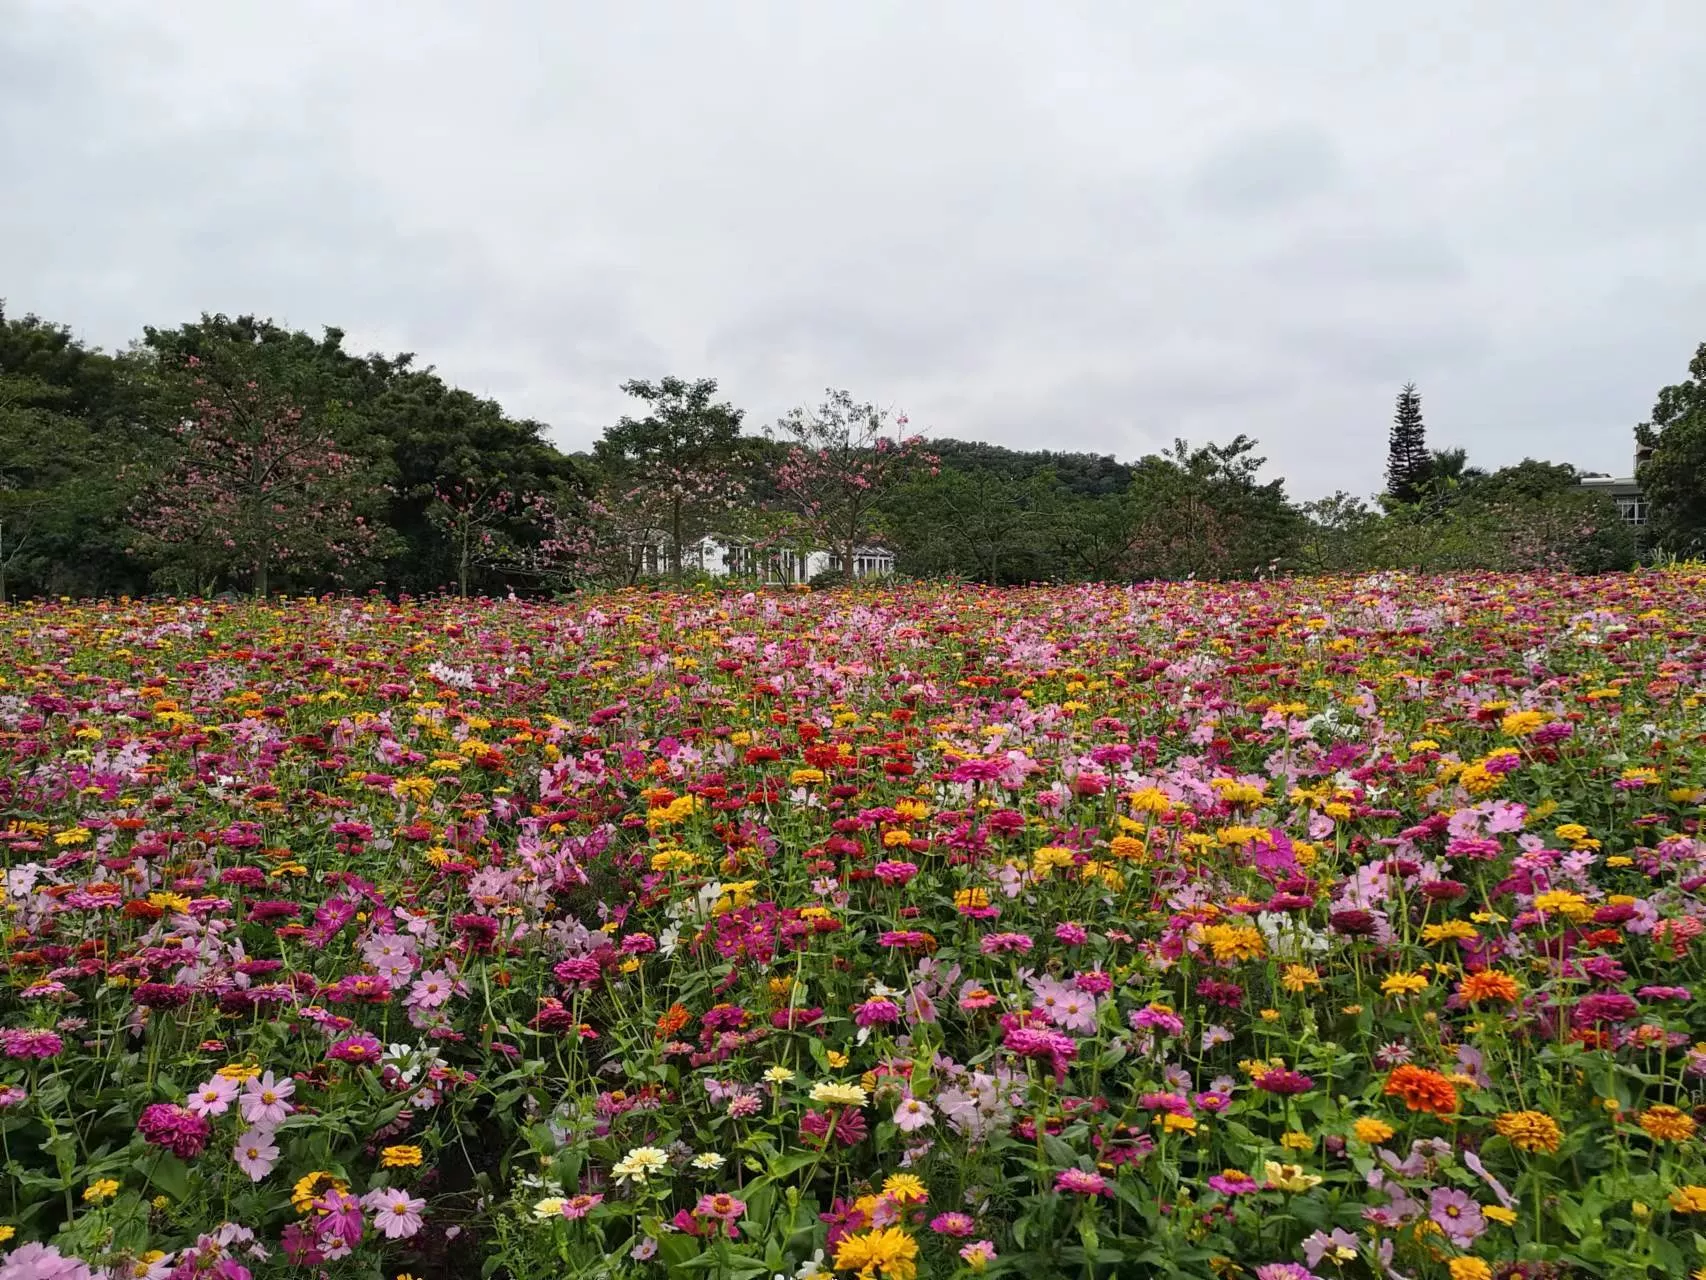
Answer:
[1635,342,1706,554]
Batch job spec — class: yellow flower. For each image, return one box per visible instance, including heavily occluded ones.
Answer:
[1380,971,1429,998]
[1280,1131,1313,1152]
[1670,1185,1706,1214]
[532,1197,566,1218]
[381,1144,424,1168]
[1129,787,1173,815]
[1352,1118,1395,1145]
[763,1066,796,1084]
[1482,1205,1517,1226]
[832,1226,919,1280]
[1263,1161,1322,1192]
[1200,923,1265,963]
[809,1081,869,1107]
[881,1173,928,1204]
[1421,921,1478,944]
[953,887,990,911]
[292,1171,348,1214]
[1494,1110,1563,1154]
[1031,846,1077,876]
[83,1178,121,1203]
[0,1226,13,1243]
[1532,890,1592,923]
[1280,965,1321,993]
[1639,1105,1697,1143]
[826,1050,850,1069]
[1449,1259,1493,1280]
[1500,710,1546,737]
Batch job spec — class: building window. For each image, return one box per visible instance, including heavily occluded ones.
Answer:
[1615,497,1648,526]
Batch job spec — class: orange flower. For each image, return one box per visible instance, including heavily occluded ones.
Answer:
[1494,1110,1563,1154]
[655,1003,691,1038]
[1458,970,1521,1004]
[1640,1105,1697,1143]
[1383,1065,1459,1115]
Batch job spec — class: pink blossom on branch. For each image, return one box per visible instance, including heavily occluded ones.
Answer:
[128,352,384,595]
[768,389,936,579]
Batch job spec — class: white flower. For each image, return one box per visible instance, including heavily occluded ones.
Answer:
[690,1152,725,1171]
[612,1145,670,1186]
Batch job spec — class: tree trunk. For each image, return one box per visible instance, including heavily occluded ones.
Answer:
[671,499,684,583]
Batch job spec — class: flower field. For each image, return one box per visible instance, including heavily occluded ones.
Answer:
[2,573,1706,1280]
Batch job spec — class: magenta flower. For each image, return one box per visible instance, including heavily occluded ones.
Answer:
[1255,1069,1315,1096]
[1,1028,64,1060]
[327,1033,383,1065]
[138,1103,212,1159]
[852,998,900,1027]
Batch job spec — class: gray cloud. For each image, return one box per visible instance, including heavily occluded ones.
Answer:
[3,0,1703,498]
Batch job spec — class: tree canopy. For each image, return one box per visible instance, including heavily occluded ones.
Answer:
[0,299,1683,598]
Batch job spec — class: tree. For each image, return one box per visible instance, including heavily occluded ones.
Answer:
[1384,382,1430,504]
[769,389,934,580]
[129,341,387,595]
[370,371,582,593]
[593,377,747,582]
[1635,342,1706,553]
[1121,437,1302,580]
[0,304,148,598]
[886,468,1060,584]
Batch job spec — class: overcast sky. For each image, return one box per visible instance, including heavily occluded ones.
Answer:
[4,1,1703,497]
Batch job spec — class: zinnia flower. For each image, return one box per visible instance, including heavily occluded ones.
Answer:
[1494,1110,1563,1154]
[832,1226,919,1280]
[1383,1065,1459,1114]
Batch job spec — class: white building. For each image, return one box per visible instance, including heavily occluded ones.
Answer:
[1577,443,1651,526]
[627,532,895,584]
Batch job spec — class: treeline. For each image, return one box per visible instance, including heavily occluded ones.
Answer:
[1,303,1702,599]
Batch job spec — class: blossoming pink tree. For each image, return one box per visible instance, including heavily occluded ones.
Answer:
[769,389,936,579]
[425,478,523,596]
[130,354,383,596]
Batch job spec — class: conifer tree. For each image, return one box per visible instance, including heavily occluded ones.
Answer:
[1384,382,1430,504]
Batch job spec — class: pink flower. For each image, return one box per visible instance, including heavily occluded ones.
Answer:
[232,1126,280,1181]
[1055,1168,1111,1196]
[960,1240,998,1268]
[186,1074,240,1118]
[407,970,456,1009]
[561,1193,603,1220]
[363,1187,427,1240]
[893,1094,935,1132]
[930,1211,976,1236]
[240,1071,295,1126]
